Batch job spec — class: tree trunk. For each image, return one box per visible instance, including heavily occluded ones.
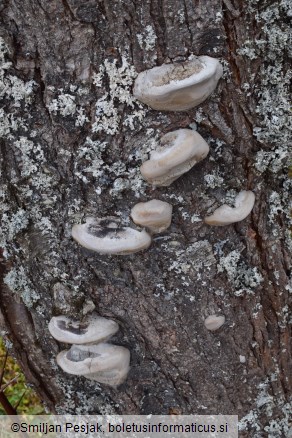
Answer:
[0,0,291,435]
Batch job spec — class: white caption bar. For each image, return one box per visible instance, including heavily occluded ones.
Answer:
[0,415,238,437]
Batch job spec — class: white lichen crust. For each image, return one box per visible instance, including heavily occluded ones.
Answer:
[72,217,151,254]
[204,315,225,331]
[140,129,209,186]
[204,191,255,226]
[92,57,146,135]
[133,56,223,111]
[48,314,119,344]
[57,343,130,387]
[130,199,173,233]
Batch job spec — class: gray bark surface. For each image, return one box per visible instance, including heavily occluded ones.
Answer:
[0,0,291,435]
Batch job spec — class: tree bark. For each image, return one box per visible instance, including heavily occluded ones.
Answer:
[0,0,291,435]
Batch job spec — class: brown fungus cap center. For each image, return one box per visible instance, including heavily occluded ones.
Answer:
[153,60,204,86]
[56,320,89,335]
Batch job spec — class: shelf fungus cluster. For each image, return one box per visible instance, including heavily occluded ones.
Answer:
[133,56,223,111]
[140,129,209,187]
[57,55,257,389]
[49,313,130,387]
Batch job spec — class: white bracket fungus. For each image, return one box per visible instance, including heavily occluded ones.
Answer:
[72,217,151,254]
[130,199,173,233]
[204,315,226,331]
[140,128,209,186]
[57,343,130,387]
[204,191,255,226]
[133,56,223,111]
[48,313,119,344]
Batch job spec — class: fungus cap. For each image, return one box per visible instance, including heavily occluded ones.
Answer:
[140,129,209,186]
[57,343,130,386]
[130,199,173,233]
[204,191,255,226]
[133,56,223,111]
[204,315,225,331]
[72,217,151,254]
[48,313,119,344]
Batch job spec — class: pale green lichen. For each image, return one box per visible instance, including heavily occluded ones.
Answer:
[4,266,40,307]
[0,37,35,139]
[254,148,290,174]
[239,377,291,437]
[165,240,216,287]
[74,137,108,184]
[13,136,46,178]
[193,107,207,124]
[238,4,291,174]
[137,25,157,52]
[55,375,116,415]
[47,89,89,127]
[0,209,29,256]
[204,171,224,189]
[177,9,185,24]
[48,92,76,116]
[92,56,146,135]
[73,129,161,198]
[267,181,292,240]
[217,250,263,296]
[0,38,35,106]
[235,5,291,342]
[191,214,202,223]
[0,108,27,138]
[0,41,55,262]
[276,305,290,329]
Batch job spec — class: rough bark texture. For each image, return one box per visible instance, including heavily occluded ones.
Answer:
[0,0,291,436]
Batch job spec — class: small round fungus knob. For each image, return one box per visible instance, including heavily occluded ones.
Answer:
[204,315,225,331]
[130,199,173,233]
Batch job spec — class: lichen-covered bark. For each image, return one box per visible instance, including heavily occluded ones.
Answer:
[0,0,291,435]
